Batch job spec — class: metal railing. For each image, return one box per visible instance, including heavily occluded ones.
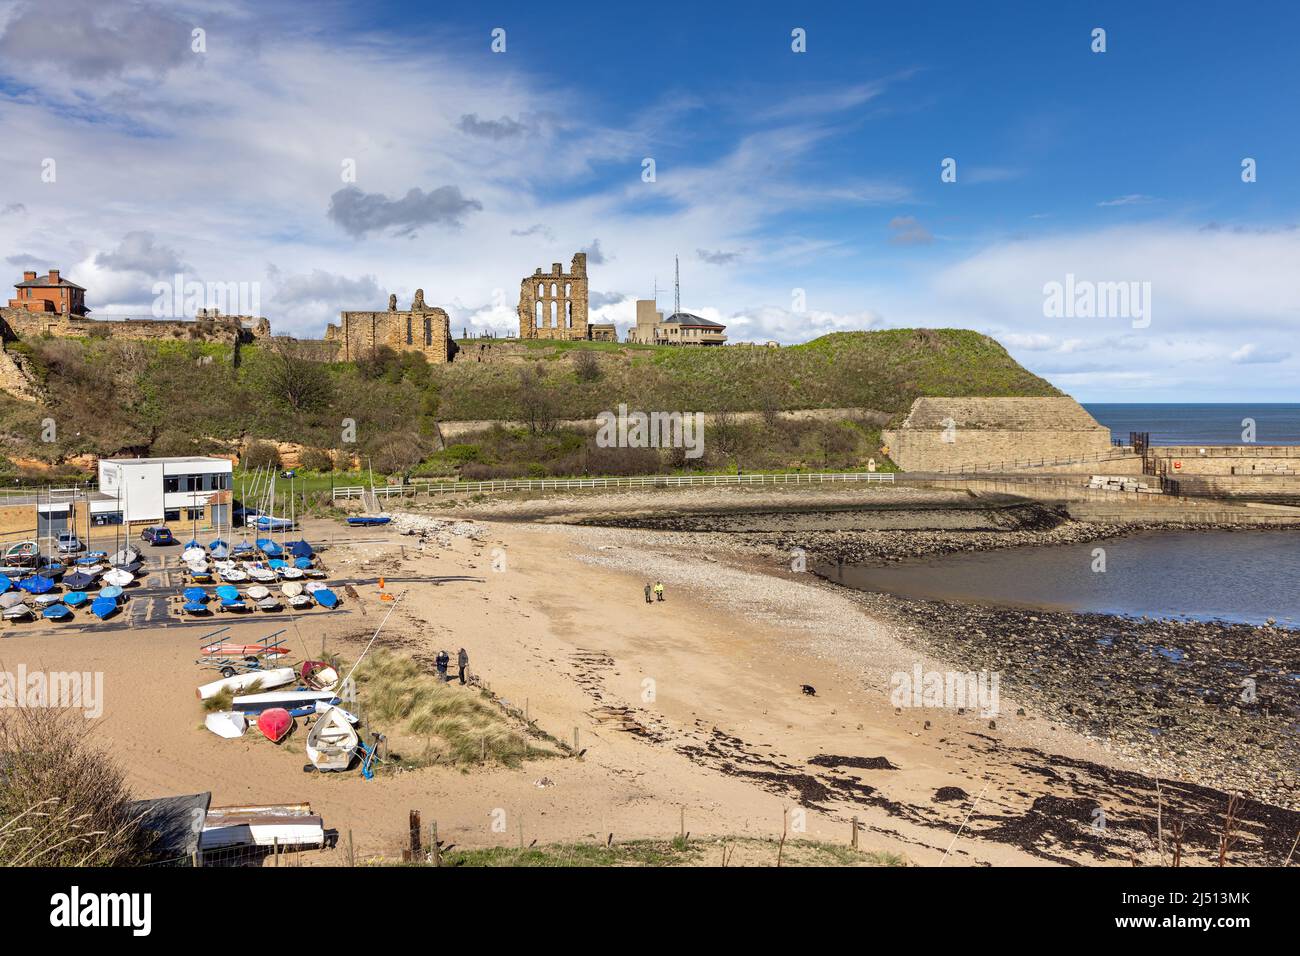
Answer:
[930,448,1138,475]
[332,471,895,500]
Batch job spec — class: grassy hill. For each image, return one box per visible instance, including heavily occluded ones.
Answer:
[0,328,1059,482]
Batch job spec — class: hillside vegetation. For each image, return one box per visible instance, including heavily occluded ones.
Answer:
[0,328,1058,482]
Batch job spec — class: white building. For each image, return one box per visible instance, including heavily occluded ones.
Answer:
[96,456,233,528]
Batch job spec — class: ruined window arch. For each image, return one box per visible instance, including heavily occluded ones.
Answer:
[565,283,571,297]
[550,282,557,298]
[566,301,572,327]
[423,317,432,346]
[535,301,543,327]
[406,316,412,345]
[551,300,557,327]
[537,283,543,298]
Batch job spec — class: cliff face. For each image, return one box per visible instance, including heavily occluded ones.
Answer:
[0,345,39,402]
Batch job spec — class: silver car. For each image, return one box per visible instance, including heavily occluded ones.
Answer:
[55,531,82,554]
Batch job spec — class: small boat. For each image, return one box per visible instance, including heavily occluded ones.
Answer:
[281,581,304,597]
[90,597,118,620]
[346,515,391,527]
[247,567,276,583]
[311,588,339,609]
[314,699,359,721]
[215,584,240,602]
[199,804,324,850]
[246,584,271,600]
[77,551,107,565]
[268,559,287,570]
[64,590,89,608]
[102,568,133,588]
[220,568,248,583]
[188,570,214,584]
[62,571,95,590]
[278,567,304,580]
[255,538,284,558]
[111,547,140,566]
[306,706,359,771]
[231,688,338,712]
[197,667,295,701]
[204,711,248,739]
[42,603,72,621]
[0,591,25,609]
[208,538,229,552]
[220,598,251,613]
[232,542,255,558]
[287,540,314,559]
[99,585,124,601]
[183,600,210,615]
[183,586,208,602]
[288,594,312,610]
[257,597,281,612]
[3,541,40,568]
[2,602,33,620]
[35,593,63,608]
[299,660,340,691]
[256,708,293,742]
[183,543,205,560]
[0,573,10,593]
[303,567,326,579]
[18,575,54,595]
[254,515,294,533]
[37,563,65,580]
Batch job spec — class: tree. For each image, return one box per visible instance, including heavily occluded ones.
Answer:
[572,349,602,383]
[516,365,559,435]
[247,337,333,413]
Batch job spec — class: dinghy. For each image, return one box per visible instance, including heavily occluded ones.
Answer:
[220,568,248,583]
[311,588,339,609]
[248,566,276,583]
[196,667,295,701]
[77,551,107,565]
[231,688,338,712]
[306,706,359,772]
[255,538,283,558]
[256,708,293,742]
[90,597,118,620]
[42,603,72,621]
[34,593,63,608]
[62,571,94,590]
[102,568,133,588]
[183,600,210,615]
[99,585,124,601]
[0,573,9,593]
[2,602,33,620]
[257,597,281,612]
[215,584,240,602]
[281,581,304,597]
[199,804,324,850]
[111,547,140,566]
[314,699,359,721]
[18,575,54,595]
[183,545,205,563]
[0,591,26,610]
[288,594,312,609]
[278,566,304,580]
[204,711,248,739]
[299,660,340,691]
[246,584,270,600]
[183,586,208,603]
[3,541,40,568]
[346,514,391,526]
[64,590,88,608]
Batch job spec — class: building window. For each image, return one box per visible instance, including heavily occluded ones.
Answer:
[424,317,432,346]
[185,507,204,521]
[164,510,181,523]
[186,475,202,492]
[566,301,572,328]
[535,301,542,327]
[550,301,557,327]
[91,512,123,526]
[163,476,180,493]
[406,316,412,345]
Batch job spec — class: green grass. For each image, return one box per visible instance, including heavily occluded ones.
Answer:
[438,838,910,868]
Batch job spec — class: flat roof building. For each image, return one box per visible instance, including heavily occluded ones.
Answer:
[98,456,234,527]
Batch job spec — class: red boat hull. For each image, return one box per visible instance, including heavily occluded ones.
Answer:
[257,708,293,742]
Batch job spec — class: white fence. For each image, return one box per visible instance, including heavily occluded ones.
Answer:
[332,471,895,501]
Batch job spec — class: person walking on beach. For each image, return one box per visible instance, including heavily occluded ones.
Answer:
[435,649,450,682]
[457,647,469,685]
[644,582,653,604]
[654,581,665,602]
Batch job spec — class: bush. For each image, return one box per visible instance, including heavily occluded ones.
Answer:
[298,447,334,471]
[241,440,281,469]
[0,708,152,866]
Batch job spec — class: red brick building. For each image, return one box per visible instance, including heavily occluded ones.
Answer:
[8,269,88,315]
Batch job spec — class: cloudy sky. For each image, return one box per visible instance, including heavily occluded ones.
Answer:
[0,0,1296,401]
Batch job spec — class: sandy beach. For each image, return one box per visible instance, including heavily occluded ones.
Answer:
[3,486,1296,867]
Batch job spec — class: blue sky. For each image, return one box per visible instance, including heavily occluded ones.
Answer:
[0,0,1297,401]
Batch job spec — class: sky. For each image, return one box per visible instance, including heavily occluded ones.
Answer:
[0,0,1297,401]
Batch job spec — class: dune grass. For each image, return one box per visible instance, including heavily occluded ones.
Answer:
[350,648,542,769]
[439,838,910,868]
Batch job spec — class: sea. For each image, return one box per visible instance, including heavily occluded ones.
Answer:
[1084,403,1300,446]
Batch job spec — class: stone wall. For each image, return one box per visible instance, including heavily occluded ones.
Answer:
[0,306,268,346]
[518,252,589,340]
[882,397,1115,472]
[0,345,39,402]
[326,290,454,363]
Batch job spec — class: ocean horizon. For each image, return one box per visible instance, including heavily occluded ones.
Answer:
[1083,403,1300,446]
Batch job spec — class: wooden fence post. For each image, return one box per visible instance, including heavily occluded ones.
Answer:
[409,810,422,861]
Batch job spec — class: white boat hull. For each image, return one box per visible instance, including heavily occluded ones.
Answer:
[204,711,248,739]
[197,667,295,701]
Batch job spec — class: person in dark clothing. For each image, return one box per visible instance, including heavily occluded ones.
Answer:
[644,583,653,604]
[435,649,450,682]
[457,647,469,685]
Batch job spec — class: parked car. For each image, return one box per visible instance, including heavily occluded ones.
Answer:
[55,531,82,554]
[140,526,176,545]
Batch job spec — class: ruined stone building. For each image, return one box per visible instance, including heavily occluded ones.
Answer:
[518,252,589,340]
[327,289,455,362]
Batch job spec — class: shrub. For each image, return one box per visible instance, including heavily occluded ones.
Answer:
[0,708,152,866]
[298,447,334,471]
[241,440,281,469]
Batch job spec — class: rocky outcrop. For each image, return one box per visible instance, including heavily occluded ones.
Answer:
[0,344,40,402]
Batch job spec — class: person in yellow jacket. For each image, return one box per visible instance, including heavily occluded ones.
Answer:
[653,581,664,602]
